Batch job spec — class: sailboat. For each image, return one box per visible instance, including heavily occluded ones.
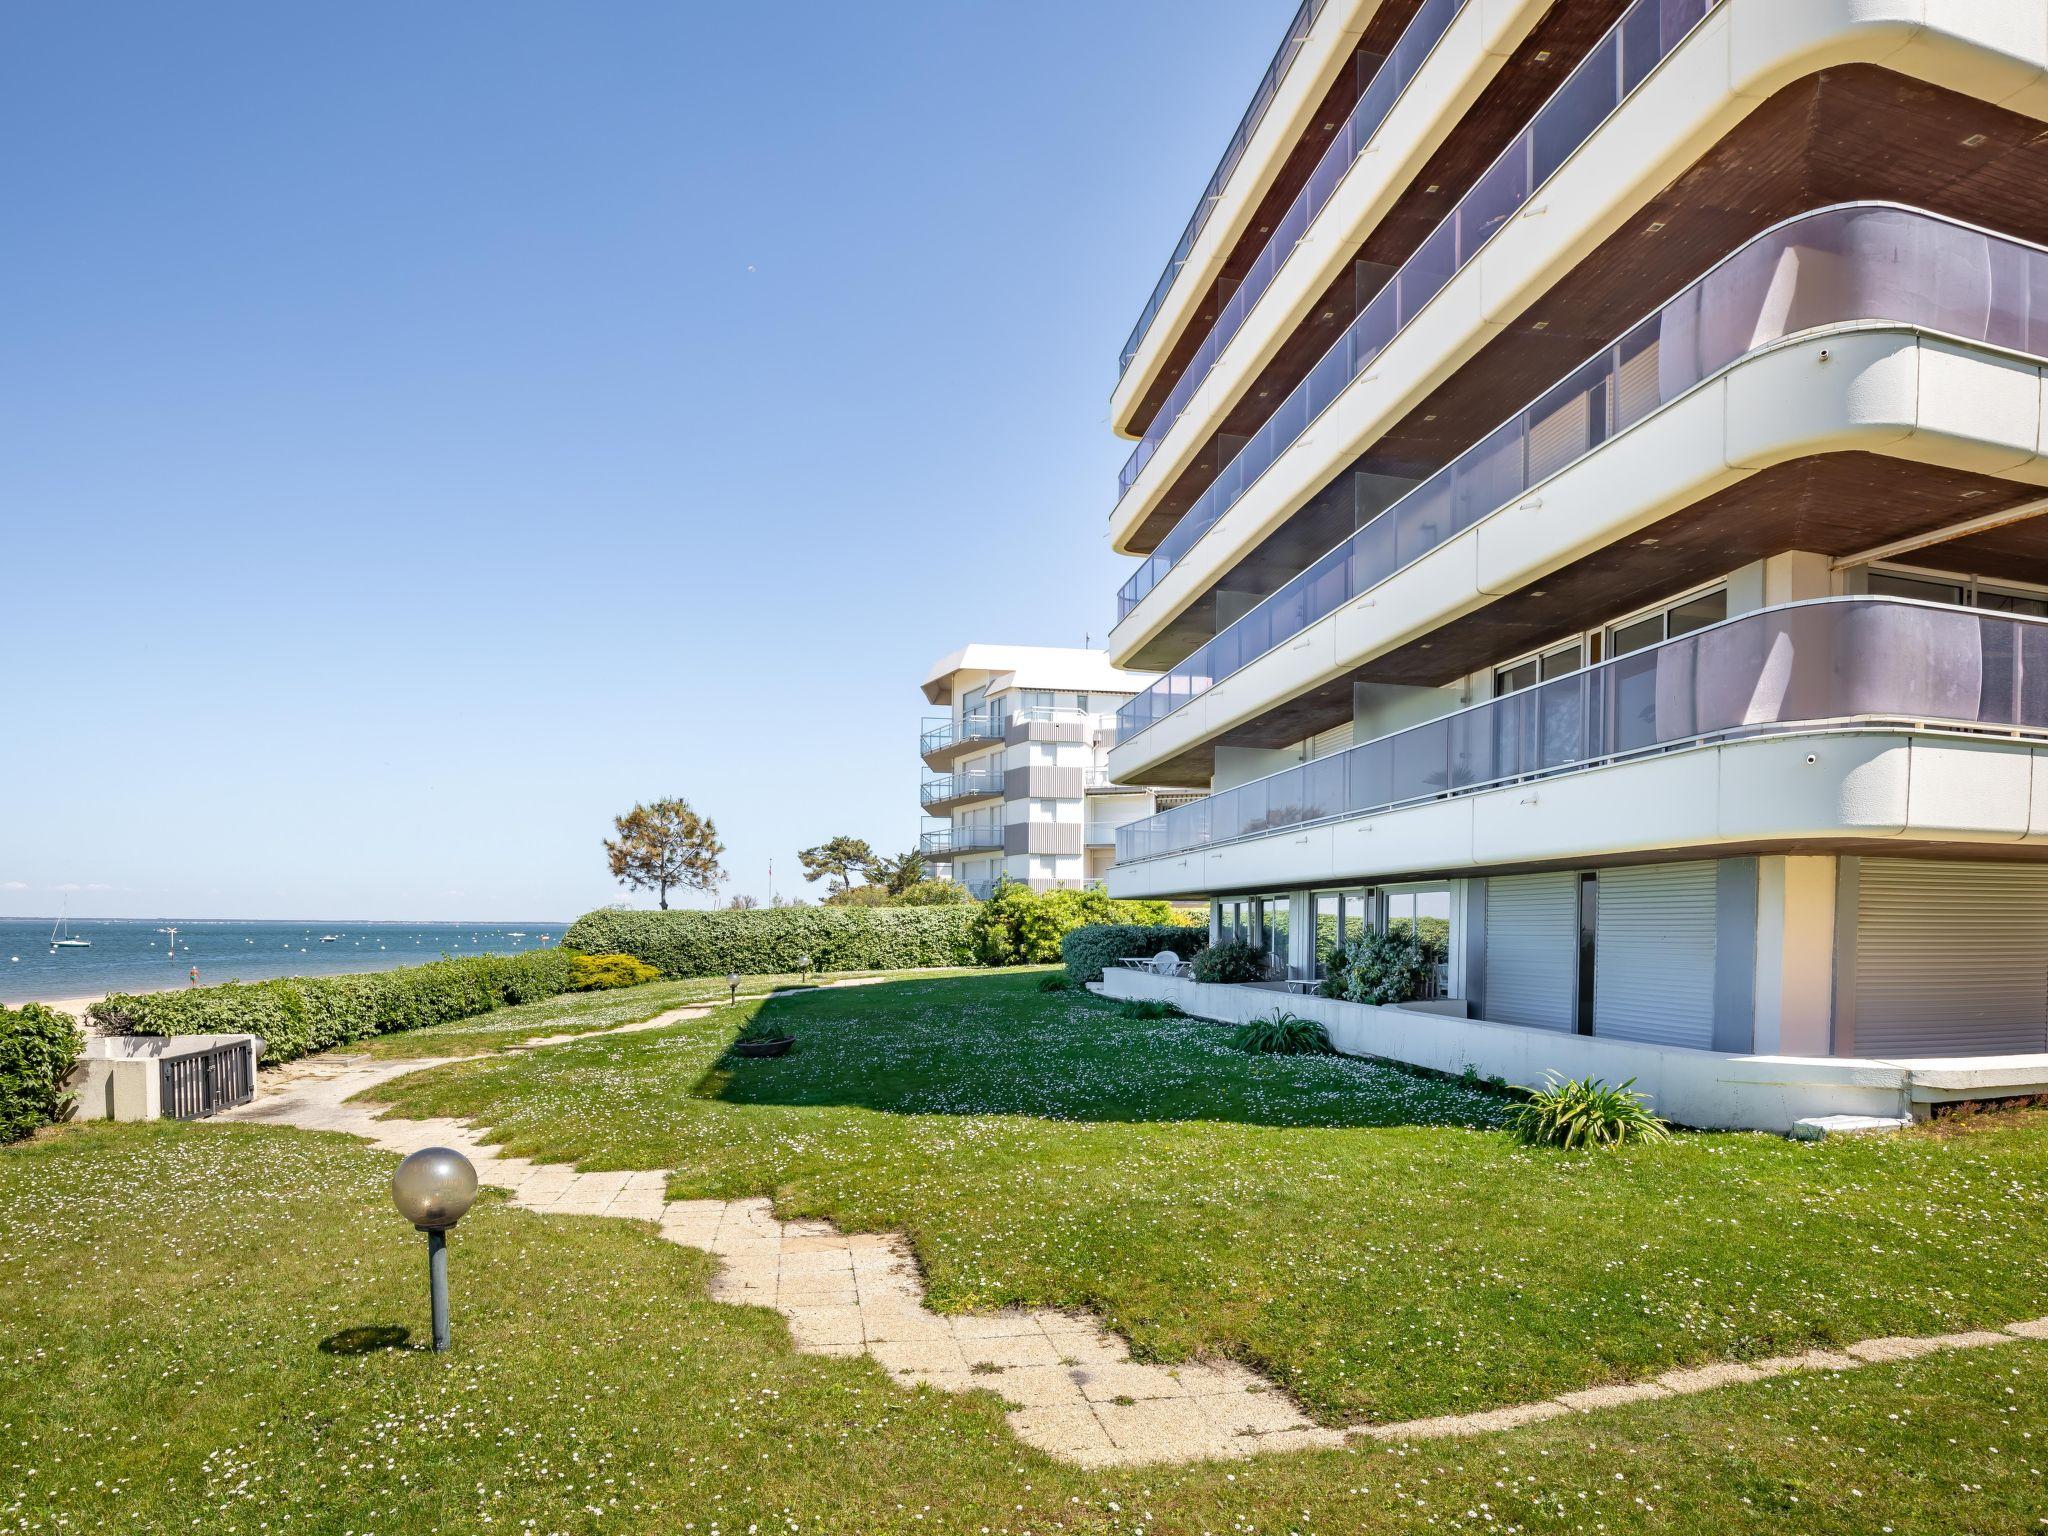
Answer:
[49,911,90,950]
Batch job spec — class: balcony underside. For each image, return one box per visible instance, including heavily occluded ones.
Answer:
[920,785,1003,817]
[1122,0,1629,446]
[1119,64,2048,663]
[919,734,1003,773]
[1106,730,2048,901]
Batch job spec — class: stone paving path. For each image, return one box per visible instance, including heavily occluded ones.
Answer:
[219,1035,2048,1469]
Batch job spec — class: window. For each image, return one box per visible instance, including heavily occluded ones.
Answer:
[1380,885,1453,997]
[1494,640,1584,698]
[1262,897,1291,973]
[1607,586,1727,658]
[1868,568,2048,617]
[1867,572,1961,604]
[1311,889,1371,976]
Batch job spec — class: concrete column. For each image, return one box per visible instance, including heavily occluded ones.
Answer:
[1727,551,1837,614]
[1752,855,1839,1055]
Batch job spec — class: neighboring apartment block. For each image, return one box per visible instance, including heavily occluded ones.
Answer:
[1097,0,2048,1124]
[920,646,1193,897]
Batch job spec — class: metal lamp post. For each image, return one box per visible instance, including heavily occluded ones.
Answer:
[727,971,740,1006]
[390,1146,478,1352]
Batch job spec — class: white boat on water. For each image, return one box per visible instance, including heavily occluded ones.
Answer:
[48,913,89,950]
[320,934,343,943]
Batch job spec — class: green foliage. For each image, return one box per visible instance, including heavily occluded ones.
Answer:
[732,1017,793,1045]
[970,884,1193,968]
[87,950,576,1065]
[893,878,972,907]
[1060,922,1206,985]
[1231,1010,1333,1055]
[1189,940,1269,984]
[568,952,661,992]
[605,797,727,910]
[560,905,976,980]
[1339,930,1434,1006]
[1036,974,1070,993]
[0,1003,84,1142]
[1116,998,1184,1021]
[1506,1074,1672,1150]
[798,836,876,895]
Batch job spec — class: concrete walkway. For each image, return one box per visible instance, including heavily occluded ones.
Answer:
[219,1029,2048,1469]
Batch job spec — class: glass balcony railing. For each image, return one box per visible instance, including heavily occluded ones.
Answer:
[919,709,1005,757]
[921,826,1005,857]
[1119,0,1331,380]
[1115,0,1722,623]
[1119,0,1471,501]
[1117,598,2048,863]
[922,771,1004,807]
[1112,202,2048,748]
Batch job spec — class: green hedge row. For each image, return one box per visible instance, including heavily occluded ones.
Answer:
[561,906,976,979]
[88,950,576,1065]
[1060,923,1208,986]
[1,1003,85,1143]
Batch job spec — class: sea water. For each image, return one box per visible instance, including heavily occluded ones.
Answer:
[0,917,568,1006]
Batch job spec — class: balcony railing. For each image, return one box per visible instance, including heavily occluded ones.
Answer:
[922,771,1004,807]
[920,708,1005,757]
[1112,203,2048,748]
[1115,0,1721,622]
[1116,598,2048,863]
[1119,0,1470,500]
[1119,0,1330,380]
[921,826,1005,857]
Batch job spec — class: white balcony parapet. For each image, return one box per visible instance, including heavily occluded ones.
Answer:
[1112,203,2048,750]
[1115,597,2048,864]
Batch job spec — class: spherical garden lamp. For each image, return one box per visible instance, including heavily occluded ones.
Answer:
[726,971,741,1006]
[391,1146,477,1353]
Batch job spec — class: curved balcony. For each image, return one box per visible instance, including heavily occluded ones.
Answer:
[1119,0,1331,382]
[1116,0,1720,619]
[1115,597,2048,865]
[921,826,1005,858]
[1111,203,2048,750]
[921,770,1005,814]
[919,709,1005,770]
[1118,0,1471,498]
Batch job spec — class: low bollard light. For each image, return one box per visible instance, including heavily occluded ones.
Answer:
[727,971,740,1006]
[391,1147,477,1352]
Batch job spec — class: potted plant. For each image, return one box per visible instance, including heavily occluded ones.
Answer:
[731,1018,795,1058]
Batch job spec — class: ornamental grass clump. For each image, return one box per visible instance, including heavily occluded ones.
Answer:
[1117,998,1184,1021]
[1231,1011,1333,1056]
[1506,1073,1672,1149]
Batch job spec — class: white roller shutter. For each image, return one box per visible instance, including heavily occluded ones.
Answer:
[1482,873,1579,1032]
[1595,862,1718,1049]
[1854,860,2048,1056]
[1305,721,1354,761]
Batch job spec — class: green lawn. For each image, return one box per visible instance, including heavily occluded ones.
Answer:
[352,965,991,1058]
[4,1119,2046,1535]
[370,971,2048,1427]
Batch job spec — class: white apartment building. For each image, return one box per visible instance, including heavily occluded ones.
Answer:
[920,646,1192,896]
[1096,0,2048,1128]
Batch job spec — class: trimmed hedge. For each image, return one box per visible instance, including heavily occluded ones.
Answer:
[88,950,576,1065]
[560,906,975,979]
[1061,923,1207,986]
[1,1003,85,1142]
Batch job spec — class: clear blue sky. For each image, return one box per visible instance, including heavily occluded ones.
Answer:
[1,0,1290,920]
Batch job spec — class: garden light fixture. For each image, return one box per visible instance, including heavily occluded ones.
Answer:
[391,1146,477,1352]
[727,971,740,1006]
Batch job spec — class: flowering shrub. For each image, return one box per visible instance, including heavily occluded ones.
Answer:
[569,953,661,991]
[1189,940,1269,984]
[88,950,575,1065]
[0,1003,84,1142]
[1337,931,1434,1006]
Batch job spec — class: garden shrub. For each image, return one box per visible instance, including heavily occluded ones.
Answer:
[1189,940,1269,984]
[88,949,577,1065]
[1339,930,1434,1006]
[569,952,661,991]
[1506,1073,1671,1149]
[561,905,975,979]
[1117,998,1184,1021]
[969,884,1191,967]
[1060,922,1206,986]
[0,1003,85,1142]
[1036,973,1070,993]
[1231,1011,1333,1055]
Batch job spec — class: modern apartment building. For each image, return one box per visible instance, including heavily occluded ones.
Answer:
[1097,0,2048,1127]
[919,645,1195,897]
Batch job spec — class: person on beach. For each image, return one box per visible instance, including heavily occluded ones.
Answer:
[188,966,199,987]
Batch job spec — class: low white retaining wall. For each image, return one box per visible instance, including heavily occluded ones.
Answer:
[1101,970,1920,1132]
